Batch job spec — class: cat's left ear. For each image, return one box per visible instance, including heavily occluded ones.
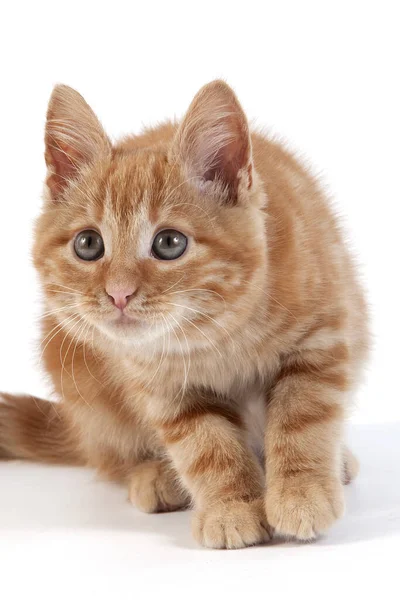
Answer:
[171,80,253,204]
[45,84,111,201]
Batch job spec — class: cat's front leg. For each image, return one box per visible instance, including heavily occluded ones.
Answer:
[265,345,349,540]
[155,399,270,549]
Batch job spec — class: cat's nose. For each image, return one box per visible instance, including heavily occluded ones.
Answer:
[106,287,136,311]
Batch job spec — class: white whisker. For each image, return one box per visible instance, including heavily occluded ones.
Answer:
[166,288,226,310]
[179,314,222,358]
[167,313,191,405]
[70,319,93,409]
[161,274,186,294]
[166,302,236,348]
[145,315,167,390]
[44,283,87,295]
[39,313,82,362]
[82,322,104,389]
[59,316,86,405]
[241,279,298,321]
[46,289,88,298]
[41,302,86,319]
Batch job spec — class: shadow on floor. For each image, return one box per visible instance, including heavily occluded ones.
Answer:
[0,422,399,549]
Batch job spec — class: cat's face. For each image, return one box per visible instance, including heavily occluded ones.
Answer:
[33,81,267,352]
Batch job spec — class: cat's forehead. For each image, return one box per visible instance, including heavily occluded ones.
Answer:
[98,150,179,228]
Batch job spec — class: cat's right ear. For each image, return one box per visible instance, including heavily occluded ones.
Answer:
[171,80,253,205]
[45,85,111,201]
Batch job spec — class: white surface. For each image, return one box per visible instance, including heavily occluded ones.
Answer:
[0,1,399,598]
[1,423,399,598]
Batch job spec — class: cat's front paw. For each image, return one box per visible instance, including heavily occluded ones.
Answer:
[128,460,189,513]
[266,475,344,540]
[192,499,271,549]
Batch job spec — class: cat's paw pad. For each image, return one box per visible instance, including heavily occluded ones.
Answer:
[192,499,271,549]
[128,461,188,513]
[266,476,344,540]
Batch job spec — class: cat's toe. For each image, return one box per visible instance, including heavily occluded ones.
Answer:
[128,460,189,513]
[192,498,271,549]
[266,475,344,540]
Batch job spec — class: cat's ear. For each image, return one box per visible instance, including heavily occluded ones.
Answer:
[172,80,253,203]
[45,85,111,200]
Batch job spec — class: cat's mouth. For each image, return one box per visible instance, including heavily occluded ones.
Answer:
[109,312,143,328]
[94,305,178,341]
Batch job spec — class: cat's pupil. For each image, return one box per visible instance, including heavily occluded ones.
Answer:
[164,235,178,247]
[74,230,104,261]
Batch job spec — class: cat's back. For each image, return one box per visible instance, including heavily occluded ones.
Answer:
[251,132,369,368]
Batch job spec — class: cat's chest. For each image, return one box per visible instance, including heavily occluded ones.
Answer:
[116,342,270,457]
[118,344,267,397]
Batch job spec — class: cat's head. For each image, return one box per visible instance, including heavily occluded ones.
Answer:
[33,81,267,352]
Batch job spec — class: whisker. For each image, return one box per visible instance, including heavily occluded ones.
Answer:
[46,289,88,298]
[82,322,104,389]
[179,314,223,359]
[59,316,86,405]
[145,315,167,390]
[70,320,93,410]
[39,313,82,362]
[127,315,159,383]
[163,313,186,407]
[165,288,226,310]
[167,313,191,405]
[165,302,236,348]
[41,302,86,319]
[161,274,186,294]
[44,283,87,295]
[241,279,298,321]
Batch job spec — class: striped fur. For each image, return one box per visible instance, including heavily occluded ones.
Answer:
[0,81,369,548]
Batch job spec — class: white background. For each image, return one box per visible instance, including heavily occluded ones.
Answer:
[0,2,399,598]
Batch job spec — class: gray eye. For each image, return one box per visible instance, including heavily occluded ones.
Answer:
[74,230,104,261]
[152,229,187,260]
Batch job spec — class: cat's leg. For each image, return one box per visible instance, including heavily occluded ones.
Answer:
[128,459,190,513]
[265,344,351,540]
[72,402,188,512]
[155,398,270,549]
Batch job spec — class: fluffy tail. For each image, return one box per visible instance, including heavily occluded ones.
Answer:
[0,393,82,465]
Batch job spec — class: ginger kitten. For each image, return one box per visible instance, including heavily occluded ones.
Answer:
[0,81,368,548]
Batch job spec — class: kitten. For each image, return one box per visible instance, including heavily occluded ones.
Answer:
[0,81,368,548]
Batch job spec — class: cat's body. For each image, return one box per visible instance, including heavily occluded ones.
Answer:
[0,81,368,548]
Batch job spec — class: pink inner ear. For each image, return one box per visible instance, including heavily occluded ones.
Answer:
[203,128,250,190]
[44,84,112,201]
[45,140,83,198]
[175,82,253,202]
[200,127,252,201]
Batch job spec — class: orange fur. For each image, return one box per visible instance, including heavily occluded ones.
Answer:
[0,81,368,548]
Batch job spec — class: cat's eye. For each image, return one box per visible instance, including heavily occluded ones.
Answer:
[74,230,104,261]
[152,229,188,260]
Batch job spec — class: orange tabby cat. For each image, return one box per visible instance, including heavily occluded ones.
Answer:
[0,81,368,548]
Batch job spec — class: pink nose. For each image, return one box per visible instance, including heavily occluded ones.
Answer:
[106,287,136,311]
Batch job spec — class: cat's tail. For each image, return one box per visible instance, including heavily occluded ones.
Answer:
[0,393,82,465]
